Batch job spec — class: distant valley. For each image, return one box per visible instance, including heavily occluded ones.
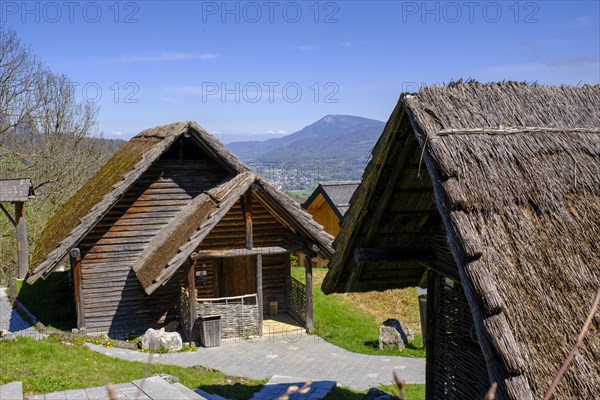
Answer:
[225,115,385,195]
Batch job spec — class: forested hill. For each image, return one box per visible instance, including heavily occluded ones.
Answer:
[226,115,385,183]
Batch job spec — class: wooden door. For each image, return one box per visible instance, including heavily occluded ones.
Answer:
[220,256,256,297]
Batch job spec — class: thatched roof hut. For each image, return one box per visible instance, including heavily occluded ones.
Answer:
[28,121,333,338]
[323,82,600,399]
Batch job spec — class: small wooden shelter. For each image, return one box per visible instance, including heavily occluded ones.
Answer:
[301,182,358,267]
[28,121,333,339]
[323,82,599,399]
[0,179,35,279]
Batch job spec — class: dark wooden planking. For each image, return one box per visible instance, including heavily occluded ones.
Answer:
[77,158,227,336]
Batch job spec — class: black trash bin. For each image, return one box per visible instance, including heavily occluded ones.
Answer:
[199,314,222,347]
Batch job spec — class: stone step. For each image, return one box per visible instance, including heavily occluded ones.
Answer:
[171,383,209,400]
[132,377,192,400]
[0,381,23,400]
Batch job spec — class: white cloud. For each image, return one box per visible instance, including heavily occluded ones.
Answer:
[290,45,317,51]
[547,56,599,68]
[567,16,595,27]
[89,52,218,65]
[277,130,287,134]
[111,131,123,136]
[342,40,370,47]
[265,130,276,134]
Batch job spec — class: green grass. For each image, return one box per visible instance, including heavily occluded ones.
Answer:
[16,271,76,331]
[0,335,264,398]
[292,267,426,358]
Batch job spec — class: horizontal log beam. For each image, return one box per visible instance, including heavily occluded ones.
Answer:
[428,259,460,281]
[192,243,305,260]
[353,247,434,262]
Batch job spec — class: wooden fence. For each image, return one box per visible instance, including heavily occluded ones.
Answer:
[197,293,259,339]
[286,276,306,327]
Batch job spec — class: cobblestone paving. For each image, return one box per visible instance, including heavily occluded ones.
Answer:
[88,331,425,390]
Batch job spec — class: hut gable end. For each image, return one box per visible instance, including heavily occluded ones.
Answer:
[324,82,600,399]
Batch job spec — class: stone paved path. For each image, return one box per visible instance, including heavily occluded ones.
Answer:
[0,286,45,340]
[88,332,425,390]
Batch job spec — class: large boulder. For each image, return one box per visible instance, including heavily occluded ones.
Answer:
[141,328,182,352]
[378,319,414,350]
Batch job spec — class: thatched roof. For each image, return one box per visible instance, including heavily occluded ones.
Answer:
[303,182,359,218]
[323,82,600,399]
[29,121,333,284]
[0,179,35,202]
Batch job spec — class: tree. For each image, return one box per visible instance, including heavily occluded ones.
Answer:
[0,27,117,280]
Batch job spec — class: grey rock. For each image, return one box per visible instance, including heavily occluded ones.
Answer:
[141,328,183,352]
[0,329,17,342]
[379,325,404,351]
[363,388,396,400]
[380,318,414,346]
[152,373,180,384]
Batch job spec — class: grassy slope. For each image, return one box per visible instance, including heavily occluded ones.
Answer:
[0,336,264,399]
[292,267,425,358]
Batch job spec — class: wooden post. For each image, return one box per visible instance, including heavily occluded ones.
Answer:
[256,254,263,335]
[15,202,28,279]
[425,270,438,400]
[184,262,197,342]
[70,248,85,330]
[242,193,253,250]
[304,250,314,333]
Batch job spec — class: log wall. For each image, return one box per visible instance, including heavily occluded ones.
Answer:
[78,157,228,337]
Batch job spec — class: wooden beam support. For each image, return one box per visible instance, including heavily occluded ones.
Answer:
[256,254,263,336]
[184,261,197,342]
[428,259,460,281]
[242,192,253,249]
[70,248,85,330]
[353,247,433,263]
[0,203,16,227]
[15,202,28,279]
[192,244,305,260]
[365,135,415,241]
[425,269,438,400]
[304,250,315,333]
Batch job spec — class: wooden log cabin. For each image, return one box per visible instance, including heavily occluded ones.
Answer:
[28,122,333,340]
[322,82,600,399]
[301,182,358,268]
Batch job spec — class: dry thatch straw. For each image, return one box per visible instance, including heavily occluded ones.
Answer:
[323,81,600,399]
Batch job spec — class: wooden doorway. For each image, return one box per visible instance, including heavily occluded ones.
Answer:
[218,256,256,297]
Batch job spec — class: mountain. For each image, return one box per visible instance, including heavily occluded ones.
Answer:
[226,115,385,161]
[225,115,385,187]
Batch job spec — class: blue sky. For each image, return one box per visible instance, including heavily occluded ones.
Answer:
[3,1,599,141]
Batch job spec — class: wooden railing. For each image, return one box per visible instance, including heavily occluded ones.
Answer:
[286,276,306,327]
[197,294,259,339]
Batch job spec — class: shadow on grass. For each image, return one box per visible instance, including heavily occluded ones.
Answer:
[17,271,76,331]
[364,340,424,351]
[197,382,264,400]
[323,387,365,399]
